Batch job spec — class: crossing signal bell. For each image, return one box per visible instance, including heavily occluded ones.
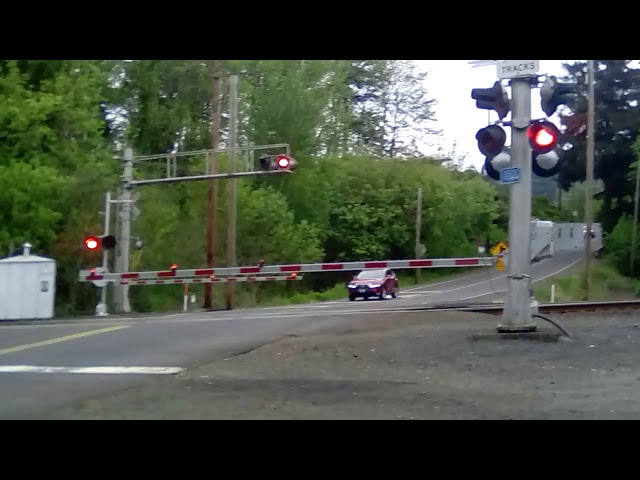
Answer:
[471,81,511,120]
[259,154,297,171]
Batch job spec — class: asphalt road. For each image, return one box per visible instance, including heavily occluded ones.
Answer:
[0,250,589,419]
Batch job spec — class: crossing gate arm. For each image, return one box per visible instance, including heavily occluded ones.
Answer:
[115,274,303,286]
[79,257,495,283]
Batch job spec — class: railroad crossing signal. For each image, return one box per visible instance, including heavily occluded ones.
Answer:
[471,81,511,178]
[85,236,99,250]
[471,75,570,183]
[476,125,507,158]
[528,120,560,155]
[475,125,510,180]
[471,81,511,120]
[540,75,579,117]
[259,154,297,171]
[528,120,564,178]
[84,235,117,251]
[102,235,117,249]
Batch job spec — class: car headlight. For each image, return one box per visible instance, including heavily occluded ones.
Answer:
[348,284,356,288]
[369,284,381,288]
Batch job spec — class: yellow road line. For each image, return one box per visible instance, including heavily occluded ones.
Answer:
[0,326,130,356]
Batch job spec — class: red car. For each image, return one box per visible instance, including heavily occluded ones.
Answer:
[347,268,399,301]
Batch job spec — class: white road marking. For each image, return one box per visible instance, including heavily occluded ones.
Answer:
[290,304,339,309]
[0,365,184,375]
[404,291,442,295]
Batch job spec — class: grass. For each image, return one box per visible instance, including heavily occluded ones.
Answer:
[533,258,640,303]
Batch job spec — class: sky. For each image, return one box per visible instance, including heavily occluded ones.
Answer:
[415,60,571,171]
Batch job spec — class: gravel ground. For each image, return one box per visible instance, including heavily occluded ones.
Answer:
[42,311,640,420]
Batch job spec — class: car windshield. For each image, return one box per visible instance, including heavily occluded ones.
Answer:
[356,269,386,279]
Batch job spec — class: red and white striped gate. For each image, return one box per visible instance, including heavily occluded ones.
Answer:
[79,256,495,284]
[116,274,302,286]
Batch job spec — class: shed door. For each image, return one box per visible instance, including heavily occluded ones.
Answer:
[37,264,56,319]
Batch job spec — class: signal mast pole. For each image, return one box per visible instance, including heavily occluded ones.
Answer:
[499,76,536,332]
[469,61,577,336]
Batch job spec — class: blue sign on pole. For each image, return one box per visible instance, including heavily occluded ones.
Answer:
[500,167,521,185]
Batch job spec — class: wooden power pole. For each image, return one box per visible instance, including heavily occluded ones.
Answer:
[204,60,222,310]
[225,75,239,310]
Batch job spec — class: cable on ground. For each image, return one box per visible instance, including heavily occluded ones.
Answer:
[532,313,571,338]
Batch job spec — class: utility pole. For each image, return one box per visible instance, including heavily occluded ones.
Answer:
[499,76,536,333]
[205,60,222,310]
[114,148,133,313]
[225,74,239,310]
[583,60,595,301]
[415,187,423,283]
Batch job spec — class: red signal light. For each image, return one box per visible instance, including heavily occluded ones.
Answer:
[85,237,99,250]
[277,155,290,169]
[528,121,560,154]
[533,128,555,147]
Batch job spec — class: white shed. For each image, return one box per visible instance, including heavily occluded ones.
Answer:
[0,243,56,321]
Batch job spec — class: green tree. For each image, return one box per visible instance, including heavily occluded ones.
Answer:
[605,215,640,277]
[557,60,640,233]
[0,60,117,314]
[378,60,440,157]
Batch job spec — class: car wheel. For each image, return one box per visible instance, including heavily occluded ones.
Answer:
[349,295,356,301]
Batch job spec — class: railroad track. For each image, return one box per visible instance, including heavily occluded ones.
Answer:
[378,299,640,315]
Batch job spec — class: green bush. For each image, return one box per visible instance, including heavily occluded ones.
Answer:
[605,215,640,278]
